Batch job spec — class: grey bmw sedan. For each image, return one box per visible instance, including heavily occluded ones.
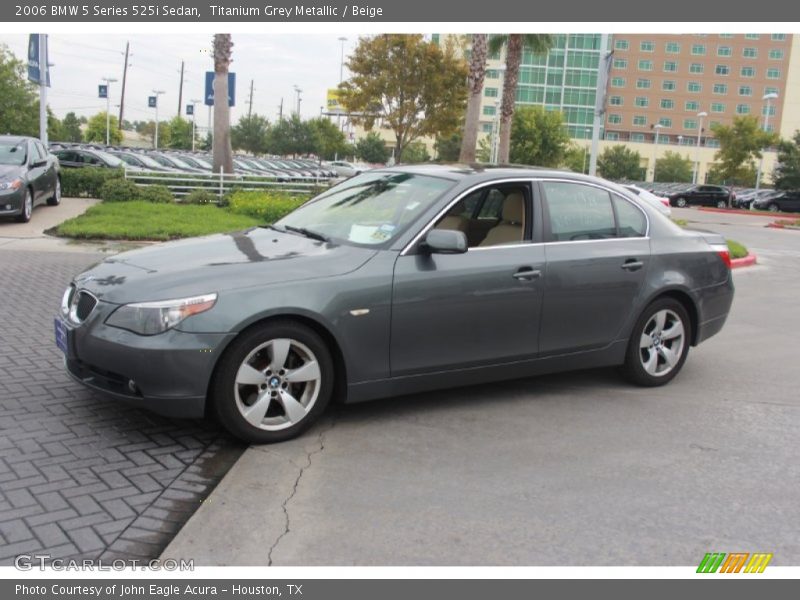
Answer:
[56,166,734,443]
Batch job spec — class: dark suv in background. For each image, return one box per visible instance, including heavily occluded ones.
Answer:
[669,185,735,208]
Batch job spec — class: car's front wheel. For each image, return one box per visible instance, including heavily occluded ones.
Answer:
[211,320,334,443]
[15,189,33,223]
[674,197,687,208]
[621,298,691,387]
[716,199,727,209]
[767,203,780,212]
[47,177,61,206]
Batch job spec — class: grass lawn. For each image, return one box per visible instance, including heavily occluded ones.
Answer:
[55,202,262,241]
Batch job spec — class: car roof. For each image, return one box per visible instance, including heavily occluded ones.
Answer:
[372,163,609,185]
[0,135,33,144]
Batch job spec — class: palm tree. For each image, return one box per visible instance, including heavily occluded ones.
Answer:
[458,34,488,163]
[489,34,552,163]
[212,34,234,173]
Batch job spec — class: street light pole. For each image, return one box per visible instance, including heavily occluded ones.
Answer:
[152,89,165,149]
[693,111,707,185]
[102,77,118,145]
[755,92,779,192]
[583,127,591,173]
[338,37,348,84]
[293,85,302,117]
[490,100,501,164]
[652,123,664,183]
[190,98,201,152]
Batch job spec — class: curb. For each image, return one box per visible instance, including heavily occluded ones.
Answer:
[697,207,786,218]
[731,254,757,269]
[766,222,800,230]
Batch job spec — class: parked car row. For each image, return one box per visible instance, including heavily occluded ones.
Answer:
[48,142,340,182]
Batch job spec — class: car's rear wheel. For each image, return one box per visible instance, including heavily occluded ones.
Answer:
[767,203,780,212]
[621,298,691,387]
[716,199,727,209]
[211,321,334,443]
[47,177,61,206]
[15,189,32,223]
[674,197,687,208]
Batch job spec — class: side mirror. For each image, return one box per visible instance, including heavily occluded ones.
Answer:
[421,229,468,254]
[31,159,47,168]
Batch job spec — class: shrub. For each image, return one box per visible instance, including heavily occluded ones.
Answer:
[99,178,142,202]
[227,190,308,223]
[61,167,125,198]
[182,189,218,205]
[140,185,174,203]
[726,239,748,259]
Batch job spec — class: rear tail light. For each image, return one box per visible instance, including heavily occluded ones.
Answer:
[710,243,731,269]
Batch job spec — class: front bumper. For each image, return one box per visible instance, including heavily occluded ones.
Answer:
[58,296,235,419]
[0,187,25,216]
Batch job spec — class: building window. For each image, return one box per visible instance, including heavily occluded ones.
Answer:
[769,49,785,60]
[484,87,498,97]
[713,83,728,95]
[483,105,496,116]
[691,44,706,56]
[711,102,726,113]
[685,100,700,111]
[613,58,628,70]
[687,81,702,93]
[690,63,704,74]
[660,98,675,110]
[635,96,649,107]
[631,133,646,142]
[719,34,734,39]
[743,47,758,58]
[609,95,623,106]
[638,59,653,71]
[633,115,647,126]
[663,61,678,72]
[658,117,672,128]
[764,86,779,96]
[771,34,787,41]
[485,69,499,79]
[665,42,681,53]
[615,39,629,50]
[636,78,651,89]
[684,119,698,130]
[739,85,752,96]
[767,68,781,79]
[640,40,655,52]
[762,104,776,117]
[481,123,493,133]
[611,76,626,87]
[706,139,721,148]
[744,34,760,40]
[605,132,620,141]
[741,66,755,78]
[717,46,732,57]
[736,104,751,115]
[608,113,622,124]
[662,80,676,91]
[715,64,730,76]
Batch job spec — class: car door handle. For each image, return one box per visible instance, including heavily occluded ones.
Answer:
[512,268,541,281]
[621,259,644,271]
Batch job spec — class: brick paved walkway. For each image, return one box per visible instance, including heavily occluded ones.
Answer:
[0,249,243,564]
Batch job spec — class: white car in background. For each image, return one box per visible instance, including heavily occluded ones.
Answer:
[326,161,363,178]
[623,184,672,217]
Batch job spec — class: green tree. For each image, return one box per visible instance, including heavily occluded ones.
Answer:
[509,106,570,167]
[354,132,390,163]
[137,120,172,148]
[654,150,693,183]
[489,34,553,163]
[773,131,800,191]
[165,116,193,150]
[212,33,234,173]
[476,136,492,163]
[400,141,431,164]
[231,113,270,155]
[338,34,468,160]
[0,45,39,136]
[561,143,590,174]
[459,34,488,162]
[59,112,83,142]
[597,145,643,180]
[434,131,462,162]
[266,115,314,157]
[707,116,778,186]
[307,117,349,160]
[84,112,123,145]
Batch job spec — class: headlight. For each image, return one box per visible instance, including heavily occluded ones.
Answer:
[105,293,217,335]
[0,178,23,191]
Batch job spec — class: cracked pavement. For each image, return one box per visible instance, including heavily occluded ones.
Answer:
[163,209,800,566]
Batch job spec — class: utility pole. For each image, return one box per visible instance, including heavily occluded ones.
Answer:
[177,60,185,117]
[38,34,48,145]
[118,41,130,126]
[278,98,283,121]
[248,79,254,118]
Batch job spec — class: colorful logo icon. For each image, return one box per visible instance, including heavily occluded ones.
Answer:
[697,552,773,573]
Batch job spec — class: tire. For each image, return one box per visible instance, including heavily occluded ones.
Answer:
[47,177,61,206]
[211,320,334,444]
[767,203,780,213]
[621,298,691,387]
[674,197,687,208]
[15,189,33,223]
[716,199,727,209]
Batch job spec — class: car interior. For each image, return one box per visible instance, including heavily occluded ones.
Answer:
[434,185,527,248]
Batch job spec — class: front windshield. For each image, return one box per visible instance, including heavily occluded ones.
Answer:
[93,150,125,168]
[276,171,454,246]
[113,153,141,166]
[0,141,27,166]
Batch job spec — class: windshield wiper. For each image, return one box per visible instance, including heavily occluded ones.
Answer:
[282,225,330,243]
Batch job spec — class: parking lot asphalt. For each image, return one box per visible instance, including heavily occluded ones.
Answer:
[164,207,800,566]
[0,248,243,564]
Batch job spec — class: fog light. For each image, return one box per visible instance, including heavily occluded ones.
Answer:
[3,204,10,210]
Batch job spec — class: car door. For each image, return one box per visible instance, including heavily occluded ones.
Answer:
[390,181,545,376]
[34,141,54,200]
[782,192,800,213]
[539,180,651,356]
[55,150,80,168]
[26,141,49,204]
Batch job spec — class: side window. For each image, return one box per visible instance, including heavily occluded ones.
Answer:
[28,142,43,162]
[544,182,616,241]
[34,141,47,158]
[613,196,647,238]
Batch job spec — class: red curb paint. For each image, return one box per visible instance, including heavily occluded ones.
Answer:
[731,254,757,269]
[697,207,793,218]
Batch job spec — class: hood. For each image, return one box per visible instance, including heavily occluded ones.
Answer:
[0,164,24,180]
[74,228,379,304]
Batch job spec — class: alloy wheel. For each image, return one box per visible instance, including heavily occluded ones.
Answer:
[639,309,686,377]
[676,198,687,208]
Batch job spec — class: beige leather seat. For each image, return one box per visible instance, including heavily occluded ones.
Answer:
[479,192,524,246]
[437,206,469,233]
